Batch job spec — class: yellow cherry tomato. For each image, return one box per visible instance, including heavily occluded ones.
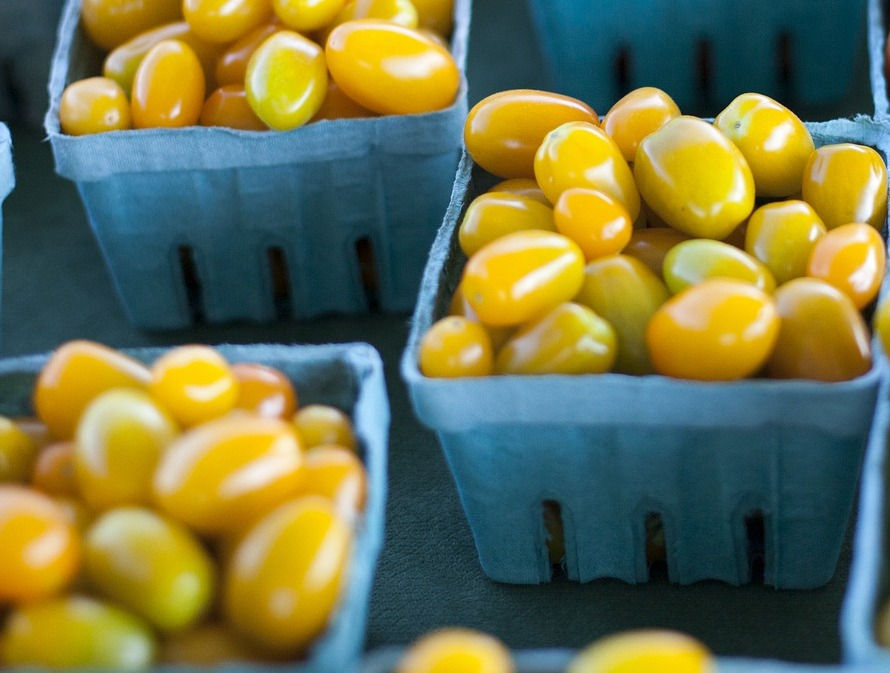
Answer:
[465,90,598,179]
[554,188,633,261]
[81,0,182,51]
[293,404,356,450]
[324,0,419,40]
[634,115,755,239]
[876,295,890,356]
[646,279,779,381]
[183,0,273,43]
[0,485,81,603]
[59,77,131,136]
[201,85,268,130]
[131,39,205,128]
[878,598,890,647]
[301,445,367,518]
[223,497,351,655]
[35,340,151,440]
[766,278,871,382]
[0,418,38,484]
[662,239,776,294]
[801,143,888,231]
[273,0,346,31]
[459,193,555,256]
[461,230,586,326]
[54,497,94,532]
[326,20,458,115]
[232,362,298,419]
[602,86,681,163]
[745,200,827,285]
[245,30,328,130]
[159,623,261,665]
[576,255,670,375]
[75,389,179,511]
[149,345,239,427]
[567,630,712,673]
[448,282,515,350]
[31,442,77,496]
[396,628,515,673]
[535,121,641,221]
[714,92,814,198]
[310,80,373,121]
[806,223,886,309]
[488,178,549,205]
[84,507,215,632]
[411,0,452,34]
[624,227,690,276]
[153,415,304,534]
[1,595,156,669]
[215,22,281,86]
[495,302,617,375]
[419,316,494,378]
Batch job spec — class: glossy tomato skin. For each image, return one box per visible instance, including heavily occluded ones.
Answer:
[81,0,182,50]
[553,188,633,261]
[662,239,776,294]
[567,630,712,673]
[300,445,367,519]
[602,86,681,163]
[215,22,280,86]
[293,404,356,450]
[183,0,273,43]
[465,90,598,178]
[232,363,298,418]
[159,623,261,665]
[201,85,268,130]
[59,77,131,135]
[131,39,205,128]
[310,80,373,121]
[488,178,549,205]
[411,0,453,34]
[744,200,826,285]
[459,193,555,257]
[0,418,39,483]
[807,223,886,309]
[766,278,871,382]
[624,227,690,276]
[396,628,514,673]
[419,316,494,378]
[273,0,346,31]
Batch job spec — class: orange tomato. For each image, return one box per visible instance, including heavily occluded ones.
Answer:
[215,22,281,86]
[623,227,690,277]
[553,188,633,261]
[602,86,681,163]
[300,445,367,518]
[806,223,885,309]
[131,40,205,128]
[31,442,78,497]
[310,80,373,121]
[201,85,268,130]
[81,0,182,51]
[183,0,273,43]
[232,363,298,418]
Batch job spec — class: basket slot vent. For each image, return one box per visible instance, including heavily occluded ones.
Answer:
[267,246,292,320]
[355,237,380,312]
[542,499,565,572]
[645,511,668,581]
[178,245,205,324]
[614,45,632,99]
[696,37,713,102]
[745,510,766,584]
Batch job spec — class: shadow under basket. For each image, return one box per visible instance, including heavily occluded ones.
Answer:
[402,117,887,588]
[44,0,470,330]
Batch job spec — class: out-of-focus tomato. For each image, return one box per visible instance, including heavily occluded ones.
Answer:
[553,188,633,261]
[495,302,616,375]
[488,178,549,205]
[807,223,885,309]
[801,143,888,230]
[215,22,281,86]
[59,77,131,136]
[75,389,178,511]
[662,239,776,294]
[153,415,303,534]
[396,628,514,673]
[875,295,890,356]
[459,192,554,256]
[223,497,351,655]
[0,595,156,669]
[411,0,452,34]
[465,90,598,178]
[301,445,367,518]
[567,630,712,673]
[183,0,273,43]
[714,93,814,198]
[31,442,77,496]
[84,507,215,632]
[12,418,51,452]
[293,404,356,450]
[273,0,346,31]
[81,0,182,51]
[0,418,38,484]
[646,279,779,381]
[634,116,755,239]
[535,121,640,221]
[159,623,261,665]
[623,227,690,276]
[0,485,80,603]
[326,20,458,115]
[232,363,298,418]
[461,230,585,326]
[35,340,151,440]
[245,30,328,130]
[419,316,494,378]
[744,200,826,285]
[766,278,871,381]
[602,86,681,163]
[575,255,670,375]
[201,85,268,130]
[310,80,373,121]
[131,40,205,128]
[54,497,93,532]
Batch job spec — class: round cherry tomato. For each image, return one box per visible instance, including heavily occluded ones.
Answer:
[245,30,328,130]
[448,282,515,351]
[273,0,346,31]
[567,630,712,673]
[488,178,549,205]
[35,340,151,440]
[215,22,281,87]
[553,188,633,261]
[602,86,681,163]
[396,628,514,673]
[634,116,755,239]
[411,0,452,34]
[326,20,458,115]
[662,239,776,294]
[461,230,585,326]
[326,0,419,37]
[745,200,826,285]
[419,316,494,378]
[159,623,260,665]
[535,121,640,221]
[807,223,886,309]
[223,497,351,655]
[646,279,779,381]
[801,143,888,230]
[624,227,690,277]
[131,40,205,128]
[232,362,298,418]
[301,445,367,518]
[81,0,182,51]
[310,80,373,121]
[75,389,179,511]
[0,418,38,484]
[495,302,617,375]
[183,0,273,43]
[59,77,131,136]
[153,415,303,534]
[0,485,80,603]
[31,442,78,496]
[459,192,555,256]
[0,595,156,669]
[766,278,871,381]
[465,90,598,179]
[84,507,215,632]
[201,85,268,130]
[293,404,356,450]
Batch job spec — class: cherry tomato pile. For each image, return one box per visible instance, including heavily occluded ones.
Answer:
[0,340,367,669]
[420,88,888,382]
[394,627,712,673]
[59,0,458,134]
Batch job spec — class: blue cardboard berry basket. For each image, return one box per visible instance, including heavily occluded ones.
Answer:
[0,123,13,324]
[0,342,389,673]
[867,0,889,118]
[401,117,887,588]
[45,0,470,330]
[524,0,867,116]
